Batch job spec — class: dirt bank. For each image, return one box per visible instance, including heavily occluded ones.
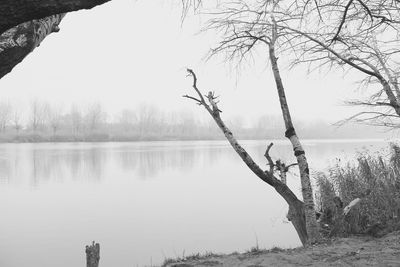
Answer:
[163,231,400,267]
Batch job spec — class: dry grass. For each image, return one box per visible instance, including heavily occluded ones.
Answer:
[315,143,400,237]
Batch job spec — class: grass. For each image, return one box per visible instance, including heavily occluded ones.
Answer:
[161,251,222,267]
[161,243,293,267]
[315,143,400,237]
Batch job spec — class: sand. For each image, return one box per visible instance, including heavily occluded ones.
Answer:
[163,231,400,267]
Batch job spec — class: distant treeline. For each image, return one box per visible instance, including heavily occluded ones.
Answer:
[0,100,389,142]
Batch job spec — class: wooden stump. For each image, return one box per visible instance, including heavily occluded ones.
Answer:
[85,241,100,267]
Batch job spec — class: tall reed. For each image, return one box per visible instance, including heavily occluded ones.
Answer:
[316,143,400,236]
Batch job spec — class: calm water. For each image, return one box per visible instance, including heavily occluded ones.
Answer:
[0,139,389,267]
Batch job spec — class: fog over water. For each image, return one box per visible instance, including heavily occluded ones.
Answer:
[0,140,389,266]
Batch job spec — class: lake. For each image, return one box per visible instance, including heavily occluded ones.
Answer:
[0,139,389,267]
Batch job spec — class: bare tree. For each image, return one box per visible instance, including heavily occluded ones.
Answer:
[184,1,400,129]
[269,0,400,128]
[49,105,64,136]
[203,1,320,243]
[119,109,137,131]
[0,101,12,132]
[70,105,83,136]
[179,109,197,136]
[136,104,161,136]
[184,69,309,245]
[165,111,180,135]
[12,109,22,135]
[30,99,49,132]
[255,114,283,137]
[308,0,400,41]
[85,103,106,131]
[228,115,245,134]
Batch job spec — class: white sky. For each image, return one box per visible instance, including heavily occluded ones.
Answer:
[0,0,368,123]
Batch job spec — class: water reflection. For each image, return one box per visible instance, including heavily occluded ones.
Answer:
[0,153,11,184]
[0,140,388,187]
[0,144,109,186]
[0,142,241,186]
[118,143,232,179]
[0,140,389,267]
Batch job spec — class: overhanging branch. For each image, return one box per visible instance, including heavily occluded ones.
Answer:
[0,0,111,36]
[0,14,65,79]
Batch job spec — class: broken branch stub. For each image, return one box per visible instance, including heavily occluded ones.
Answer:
[264,142,275,175]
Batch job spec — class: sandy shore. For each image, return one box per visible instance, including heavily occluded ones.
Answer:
[163,231,400,266]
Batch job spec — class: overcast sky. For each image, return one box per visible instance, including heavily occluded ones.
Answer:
[0,0,368,123]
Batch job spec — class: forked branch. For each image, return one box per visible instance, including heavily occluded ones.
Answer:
[264,142,298,184]
[183,69,309,245]
[183,68,280,187]
[264,142,275,175]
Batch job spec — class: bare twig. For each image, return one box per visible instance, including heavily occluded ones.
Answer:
[331,0,355,42]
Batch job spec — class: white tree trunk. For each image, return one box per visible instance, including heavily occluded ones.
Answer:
[185,69,309,245]
[269,42,320,244]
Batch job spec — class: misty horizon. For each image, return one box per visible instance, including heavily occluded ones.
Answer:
[0,100,393,142]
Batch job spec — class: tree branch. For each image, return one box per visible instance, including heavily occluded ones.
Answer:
[0,14,65,79]
[185,69,281,187]
[182,94,202,105]
[184,68,308,245]
[264,142,275,175]
[0,0,111,36]
[332,0,355,42]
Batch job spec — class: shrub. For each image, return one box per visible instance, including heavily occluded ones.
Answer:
[316,143,400,237]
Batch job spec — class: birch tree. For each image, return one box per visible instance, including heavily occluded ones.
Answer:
[183,1,400,129]
[184,69,309,245]
[201,0,321,243]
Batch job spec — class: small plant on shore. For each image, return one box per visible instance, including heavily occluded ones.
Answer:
[316,143,400,237]
[161,251,221,267]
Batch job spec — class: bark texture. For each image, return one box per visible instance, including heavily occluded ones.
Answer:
[268,43,320,244]
[287,197,307,244]
[185,69,308,245]
[86,241,100,267]
[0,14,64,79]
[0,0,111,35]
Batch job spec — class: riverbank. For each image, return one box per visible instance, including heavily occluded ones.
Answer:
[162,231,400,266]
[0,132,390,143]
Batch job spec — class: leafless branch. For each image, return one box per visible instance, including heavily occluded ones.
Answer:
[184,68,288,187]
[286,163,299,169]
[264,142,275,175]
[332,0,355,42]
